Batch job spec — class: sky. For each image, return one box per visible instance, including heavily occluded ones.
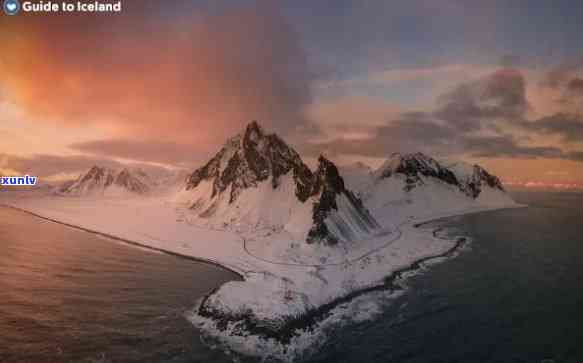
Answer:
[1,0,583,184]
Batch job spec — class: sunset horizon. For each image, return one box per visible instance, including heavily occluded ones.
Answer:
[1,0,583,186]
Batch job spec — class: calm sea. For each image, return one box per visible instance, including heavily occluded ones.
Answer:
[0,206,238,363]
[308,190,583,363]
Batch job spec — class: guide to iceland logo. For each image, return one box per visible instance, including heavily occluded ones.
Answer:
[3,0,20,15]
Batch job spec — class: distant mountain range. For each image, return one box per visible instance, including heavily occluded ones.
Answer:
[59,121,512,244]
[58,166,154,196]
[342,152,512,223]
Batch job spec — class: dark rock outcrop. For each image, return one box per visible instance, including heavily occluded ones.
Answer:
[307,156,380,245]
[377,153,460,192]
[458,164,505,198]
[114,168,150,194]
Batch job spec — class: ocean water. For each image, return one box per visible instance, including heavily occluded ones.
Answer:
[307,190,583,363]
[2,190,582,363]
[0,207,238,363]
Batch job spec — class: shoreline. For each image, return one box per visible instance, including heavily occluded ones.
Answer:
[1,201,524,346]
[194,204,525,347]
[197,217,468,344]
[0,204,245,280]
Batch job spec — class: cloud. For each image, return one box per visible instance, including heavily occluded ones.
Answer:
[542,57,583,89]
[301,112,458,158]
[0,1,313,147]
[461,135,564,159]
[69,139,207,167]
[362,64,487,85]
[566,151,583,162]
[567,78,583,94]
[434,68,529,131]
[305,96,401,139]
[521,113,583,143]
[302,66,583,164]
[499,55,521,68]
[302,116,576,162]
[530,58,583,115]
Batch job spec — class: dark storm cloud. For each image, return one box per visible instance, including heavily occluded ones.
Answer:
[301,112,459,158]
[434,68,528,131]
[539,58,583,109]
[303,67,583,162]
[566,78,583,96]
[566,151,583,162]
[522,113,583,142]
[542,57,583,89]
[69,139,206,167]
[461,135,564,159]
[303,116,572,162]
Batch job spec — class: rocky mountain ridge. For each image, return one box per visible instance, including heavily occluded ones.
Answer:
[59,166,152,196]
[373,152,504,198]
[182,121,380,244]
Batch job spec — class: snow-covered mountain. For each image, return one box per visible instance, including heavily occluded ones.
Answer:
[344,152,514,222]
[176,121,379,244]
[445,161,505,197]
[374,153,459,192]
[59,166,153,196]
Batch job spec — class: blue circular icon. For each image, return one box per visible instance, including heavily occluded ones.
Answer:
[3,0,20,15]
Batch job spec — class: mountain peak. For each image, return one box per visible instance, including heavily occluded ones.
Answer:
[375,153,507,198]
[86,165,109,175]
[452,163,505,197]
[244,120,265,140]
[81,165,114,183]
[376,152,459,191]
[314,155,345,193]
[317,154,333,167]
[114,168,150,194]
[59,166,152,196]
[88,165,104,172]
[186,122,314,203]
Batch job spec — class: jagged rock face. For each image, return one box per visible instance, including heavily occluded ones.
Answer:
[378,153,460,192]
[82,166,115,187]
[114,169,150,194]
[186,121,314,204]
[63,166,115,195]
[307,156,380,245]
[459,164,505,198]
[375,153,506,199]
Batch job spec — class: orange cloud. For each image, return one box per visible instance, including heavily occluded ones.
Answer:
[0,1,313,147]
